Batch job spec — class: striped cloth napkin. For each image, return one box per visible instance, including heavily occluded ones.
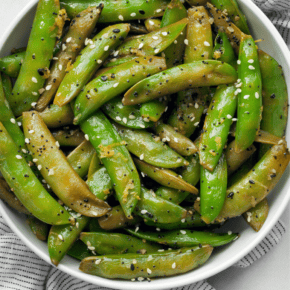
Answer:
[0,0,289,289]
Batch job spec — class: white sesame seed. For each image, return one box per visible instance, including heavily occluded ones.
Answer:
[154,49,159,54]
[162,32,167,36]
[195,103,199,109]
[33,158,38,162]
[174,137,178,142]
[174,40,178,44]
[86,241,91,247]
[97,59,102,64]
[132,259,137,264]
[248,65,255,70]
[42,179,47,184]
[232,118,238,121]
[85,134,89,141]
[235,82,242,88]
[39,88,45,94]
[58,234,64,241]
[158,249,164,252]
[116,116,121,121]
[10,118,16,124]
[172,262,176,269]
[141,172,145,177]
[227,27,234,32]
[156,9,162,13]
[32,77,37,83]
[243,95,250,99]
[147,268,152,274]
[46,85,52,91]
[38,165,42,170]
[130,12,136,17]
[104,45,109,51]
[181,218,185,223]
[227,114,232,119]
[129,114,136,119]
[32,92,38,96]
[113,50,119,57]
[184,39,189,45]
[162,137,167,143]
[147,255,153,261]
[248,59,254,63]
[88,246,95,251]
[137,42,144,49]
[140,124,145,128]
[95,259,102,265]
[140,209,147,214]
[59,64,63,70]
[237,60,241,65]
[204,41,210,46]
[152,36,158,40]
[165,106,168,112]
[52,57,58,60]
[48,169,54,176]
[29,130,34,134]
[55,141,60,148]
[149,20,154,25]
[90,44,96,49]
[62,44,67,51]
[118,15,124,21]
[135,226,139,233]
[194,122,199,126]
[196,197,200,201]
[16,155,22,159]
[113,82,119,88]
[140,153,144,160]
[237,79,241,83]
[255,92,259,99]
[31,102,37,107]
[180,230,186,235]
[156,227,160,231]
[138,277,144,281]
[131,278,135,282]
[234,89,241,95]
[18,122,22,127]
[228,231,232,235]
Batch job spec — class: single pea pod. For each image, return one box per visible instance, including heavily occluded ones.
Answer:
[0,123,71,225]
[67,240,93,260]
[243,198,269,232]
[80,245,213,279]
[123,60,238,105]
[60,0,170,21]
[134,158,198,194]
[0,51,25,78]
[80,111,141,218]
[127,228,239,248]
[167,87,211,137]
[213,30,237,68]
[140,97,169,123]
[258,50,288,158]
[87,152,102,179]
[54,24,130,107]
[114,123,188,168]
[23,111,110,217]
[210,0,250,34]
[36,5,103,112]
[117,18,188,57]
[48,214,90,266]
[52,128,85,147]
[216,143,290,222]
[235,34,262,152]
[155,122,198,156]
[66,140,95,178]
[73,56,166,125]
[200,154,227,224]
[80,232,162,255]
[199,85,237,171]
[145,18,161,32]
[26,216,49,241]
[98,205,142,230]
[102,95,155,129]
[9,0,60,116]
[0,177,31,215]
[1,73,12,97]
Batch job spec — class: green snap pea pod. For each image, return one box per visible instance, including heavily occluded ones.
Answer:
[184,7,213,63]
[145,18,161,32]
[79,245,213,279]
[60,0,170,21]
[23,111,110,217]
[226,140,256,176]
[73,56,166,125]
[103,55,138,68]
[0,51,25,78]
[9,0,60,116]
[123,60,238,105]
[48,214,90,266]
[235,34,262,152]
[67,140,95,178]
[210,0,250,34]
[199,85,237,171]
[98,205,142,230]
[89,218,107,232]
[130,23,148,35]
[102,95,154,129]
[117,18,188,57]
[243,198,269,232]
[26,216,49,241]
[167,87,211,137]
[54,24,130,107]
[134,158,198,194]
[127,228,238,248]
[87,167,113,201]
[140,97,169,122]
[52,128,85,147]
[258,50,288,158]
[0,177,31,215]
[80,111,141,218]
[216,144,290,222]
[0,123,71,225]
[36,5,103,112]
[80,232,162,255]
[135,187,187,223]
[213,30,237,68]
[155,122,198,156]
[67,240,93,260]
[114,123,188,168]
[200,154,227,224]
[186,0,207,6]
[88,152,102,179]
[1,74,12,97]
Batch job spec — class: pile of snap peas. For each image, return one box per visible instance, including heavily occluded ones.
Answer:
[0,0,289,281]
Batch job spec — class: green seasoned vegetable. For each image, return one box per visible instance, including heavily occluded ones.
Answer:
[134,158,198,194]
[1,73,12,97]
[0,123,71,225]
[54,23,130,106]
[73,56,166,125]
[79,245,213,279]
[114,123,188,168]
[80,232,162,255]
[80,111,141,218]
[235,34,262,152]
[117,18,188,57]
[140,97,169,122]
[258,50,288,157]
[127,228,238,248]
[36,5,103,111]
[123,60,238,105]
[102,96,155,129]
[67,240,93,260]
[145,18,161,32]
[52,128,85,147]
[130,23,148,35]
[87,152,102,179]
[199,85,237,171]
[0,51,25,77]
[23,111,110,217]
[60,0,170,21]
[10,0,60,116]
[26,216,49,241]
[103,55,138,68]
[200,154,227,224]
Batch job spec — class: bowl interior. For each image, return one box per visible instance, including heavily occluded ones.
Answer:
[0,1,289,289]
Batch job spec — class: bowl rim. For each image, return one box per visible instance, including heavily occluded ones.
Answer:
[0,0,290,289]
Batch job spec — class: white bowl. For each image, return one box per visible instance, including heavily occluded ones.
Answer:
[0,0,289,289]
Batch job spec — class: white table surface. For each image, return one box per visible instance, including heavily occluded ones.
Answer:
[0,0,289,289]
